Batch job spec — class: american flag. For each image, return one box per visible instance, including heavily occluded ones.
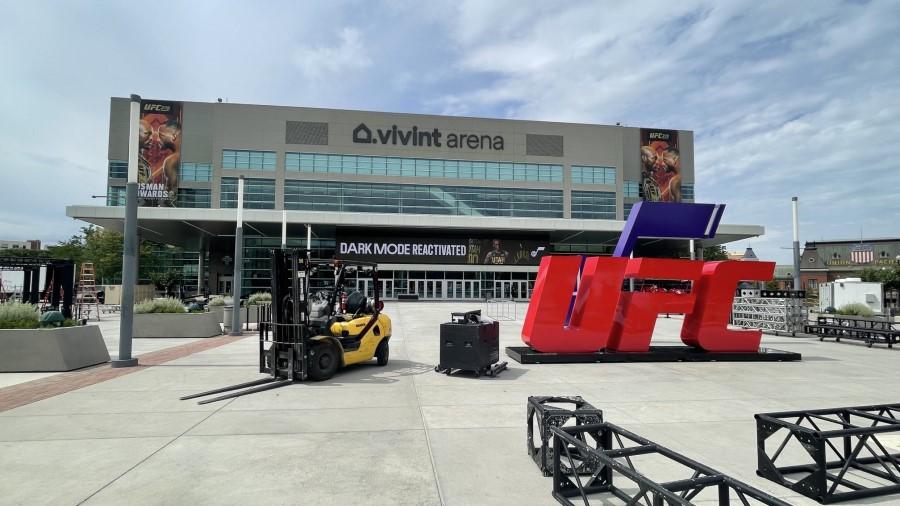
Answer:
[850,244,874,264]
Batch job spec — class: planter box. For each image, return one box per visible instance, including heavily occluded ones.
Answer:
[223,305,268,331]
[133,312,223,338]
[0,325,110,372]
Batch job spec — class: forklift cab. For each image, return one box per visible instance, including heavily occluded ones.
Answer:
[266,250,391,381]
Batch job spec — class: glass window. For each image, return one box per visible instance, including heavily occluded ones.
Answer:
[571,190,616,219]
[284,180,563,218]
[623,202,634,220]
[571,165,615,185]
[222,149,277,170]
[180,162,212,182]
[108,160,127,179]
[106,186,125,206]
[176,188,211,208]
[220,177,276,209]
[682,183,694,201]
[623,180,640,198]
[283,152,562,184]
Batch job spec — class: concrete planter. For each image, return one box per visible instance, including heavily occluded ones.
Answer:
[0,325,110,372]
[208,305,225,317]
[223,304,269,332]
[133,312,223,338]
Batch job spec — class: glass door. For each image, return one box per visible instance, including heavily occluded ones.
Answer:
[381,279,394,299]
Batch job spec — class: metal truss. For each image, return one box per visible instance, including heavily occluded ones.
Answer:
[756,403,900,503]
[550,422,791,506]
[732,296,808,335]
[528,396,603,476]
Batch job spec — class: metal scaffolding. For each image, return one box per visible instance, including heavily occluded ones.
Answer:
[732,295,808,336]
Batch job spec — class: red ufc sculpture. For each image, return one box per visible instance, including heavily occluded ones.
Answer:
[521,257,775,353]
[607,258,703,352]
[522,256,627,353]
[681,260,775,352]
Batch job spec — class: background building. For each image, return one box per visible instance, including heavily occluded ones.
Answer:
[0,240,42,251]
[800,238,900,310]
[67,98,764,300]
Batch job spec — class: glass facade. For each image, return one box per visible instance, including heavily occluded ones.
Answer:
[571,191,617,219]
[623,180,640,198]
[222,150,277,171]
[682,183,694,201]
[176,188,212,208]
[107,186,125,206]
[220,177,276,209]
[623,202,634,220]
[238,234,536,298]
[571,165,615,185]
[285,152,563,182]
[108,160,127,179]
[180,162,212,182]
[284,180,563,218]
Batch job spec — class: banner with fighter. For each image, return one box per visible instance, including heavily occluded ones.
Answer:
[138,100,182,207]
[639,128,681,202]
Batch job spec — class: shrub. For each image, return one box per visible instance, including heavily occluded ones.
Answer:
[0,302,40,329]
[134,297,187,314]
[247,292,272,306]
[208,295,226,307]
[40,310,66,327]
[835,302,874,317]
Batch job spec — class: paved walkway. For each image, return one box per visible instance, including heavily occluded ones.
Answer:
[0,302,898,505]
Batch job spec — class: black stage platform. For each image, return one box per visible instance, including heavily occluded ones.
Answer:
[506,346,801,364]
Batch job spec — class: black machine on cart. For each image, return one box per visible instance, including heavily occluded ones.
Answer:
[182,249,392,404]
[435,310,507,377]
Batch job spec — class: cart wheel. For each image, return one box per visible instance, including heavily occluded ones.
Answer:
[867,341,873,348]
[444,369,451,376]
[836,338,841,342]
[434,366,442,373]
[819,337,824,341]
[473,370,481,378]
[375,339,389,366]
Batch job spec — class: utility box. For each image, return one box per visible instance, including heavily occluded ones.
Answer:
[819,278,884,314]
[436,310,505,377]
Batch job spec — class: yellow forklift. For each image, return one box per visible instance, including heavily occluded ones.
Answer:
[182,249,391,404]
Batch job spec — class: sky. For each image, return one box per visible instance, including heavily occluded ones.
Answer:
[0,0,898,264]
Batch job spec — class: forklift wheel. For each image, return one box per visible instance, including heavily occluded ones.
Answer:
[375,340,389,366]
[308,342,339,381]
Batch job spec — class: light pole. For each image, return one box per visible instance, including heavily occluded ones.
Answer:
[792,197,801,291]
[111,94,141,368]
[229,176,245,336]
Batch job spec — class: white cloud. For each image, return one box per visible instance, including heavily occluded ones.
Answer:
[0,1,897,267]
[293,27,372,79]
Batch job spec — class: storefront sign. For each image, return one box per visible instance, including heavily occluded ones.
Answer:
[352,123,504,151]
[336,236,546,265]
[138,100,182,207]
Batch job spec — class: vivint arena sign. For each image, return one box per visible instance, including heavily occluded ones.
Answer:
[522,202,775,354]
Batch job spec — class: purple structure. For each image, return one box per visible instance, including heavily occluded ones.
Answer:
[613,202,725,258]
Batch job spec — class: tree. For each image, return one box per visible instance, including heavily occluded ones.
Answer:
[702,244,729,261]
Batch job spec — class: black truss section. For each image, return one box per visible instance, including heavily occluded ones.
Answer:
[756,403,900,504]
[528,396,604,477]
[507,346,801,364]
[551,422,791,506]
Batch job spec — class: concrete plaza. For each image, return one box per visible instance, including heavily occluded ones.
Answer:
[0,302,898,505]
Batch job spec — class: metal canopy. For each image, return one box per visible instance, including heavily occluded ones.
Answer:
[66,205,765,250]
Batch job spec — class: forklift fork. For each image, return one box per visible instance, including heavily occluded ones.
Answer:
[179,377,294,405]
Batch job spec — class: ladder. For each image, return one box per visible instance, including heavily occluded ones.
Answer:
[76,262,102,321]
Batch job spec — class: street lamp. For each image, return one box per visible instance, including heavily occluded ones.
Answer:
[111,94,141,368]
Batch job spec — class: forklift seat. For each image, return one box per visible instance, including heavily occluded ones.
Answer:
[346,290,366,314]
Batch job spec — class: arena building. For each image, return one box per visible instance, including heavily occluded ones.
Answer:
[66,98,764,300]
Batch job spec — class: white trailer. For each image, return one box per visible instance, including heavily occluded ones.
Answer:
[819,278,883,314]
